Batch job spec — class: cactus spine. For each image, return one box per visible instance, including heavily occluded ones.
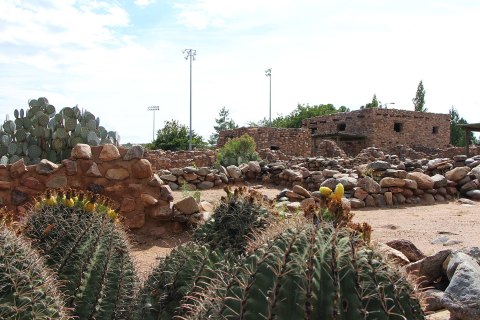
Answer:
[185,223,425,320]
[0,228,70,320]
[23,190,137,320]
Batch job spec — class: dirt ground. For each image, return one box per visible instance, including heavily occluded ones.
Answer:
[130,185,479,319]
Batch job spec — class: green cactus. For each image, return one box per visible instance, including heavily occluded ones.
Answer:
[23,191,138,320]
[133,243,229,320]
[0,228,70,320]
[186,223,425,320]
[192,186,273,256]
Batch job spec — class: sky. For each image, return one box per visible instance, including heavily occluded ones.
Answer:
[1,0,479,144]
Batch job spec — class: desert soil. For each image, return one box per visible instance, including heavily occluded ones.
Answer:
[131,184,479,319]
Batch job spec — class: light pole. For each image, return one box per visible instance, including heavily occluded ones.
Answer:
[183,49,196,150]
[265,68,272,126]
[147,106,159,142]
[384,102,395,108]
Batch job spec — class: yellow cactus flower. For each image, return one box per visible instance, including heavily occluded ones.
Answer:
[64,198,75,208]
[319,186,333,196]
[331,183,344,201]
[84,202,96,213]
[107,209,118,220]
[45,196,57,206]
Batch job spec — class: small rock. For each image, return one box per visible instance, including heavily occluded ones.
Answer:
[99,144,120,161]
[350,198,365,208]
[226,165,242,179]
[141,193,158,206]
[457,198,476,205]
[367,160,390,171]
[357,176,381,193]
[466,189,480,200]
[10,158,27,178]
[161,174,177,182]
[293,185,311,198]
[443,239,463,247]
[62,159,77,175]
[431,236,450,244]
[386,239,425,262]
[445,166,470,182]
[86,163,102,177]
[132,159,152,179]
[377,243,410,266]
[431,174,448,188]
[379,177,406,188]
[106,168,130,180]
[197,181,214,190]
[198,201,214,212]
[11,188,29,205]
[123,145,144,160]
[36,159,59,175]
[286,202,301,212]
[148,174,164,187]
[422,289,445,312]
[406,172,434,190]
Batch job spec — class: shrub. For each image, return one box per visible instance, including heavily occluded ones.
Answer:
[216,134,259,167]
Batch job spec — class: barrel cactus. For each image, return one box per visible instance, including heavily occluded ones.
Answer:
[0,228,70,320]
[23,190,137,320]
[192,186,273,255]
[185,223,425,320]
[134,243,228,320]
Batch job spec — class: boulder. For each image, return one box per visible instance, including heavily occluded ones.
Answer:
[106,168,129,180]
[445,166,470,182]
[404,179,418,189]
[132,159,152,179]
[367,160,390,171]
[350,198,365,208]
[353,187,368,200]
[357,176,381,193]
[431,174,448,188]
[422,289,445,312]
[293,185,311,198]
[377,243,410,266]
[71,143,92,159]
[99,144,120,161]
[442,252,480,320]
[405,250,451,288]
[10,158,27,178]
[123,145,144,160]
[379,177,405,188]
[173,196,199,215]
[36,159,59,175]
[197,181,214,190]
[406,172,434,190]
[226,165,242,179]
[248,161,261,173]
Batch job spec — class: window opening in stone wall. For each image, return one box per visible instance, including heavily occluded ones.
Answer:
[337,123,346,131]
[432,126,439,134]
[394,122,403,132]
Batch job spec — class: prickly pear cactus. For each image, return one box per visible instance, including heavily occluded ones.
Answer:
[133,243,229,320]
[1,96,120,165]
[0,228,70,320]
[23,190,137,320]
[186,223,425,320]
[192,186,273,255]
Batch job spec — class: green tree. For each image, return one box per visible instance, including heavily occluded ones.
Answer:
[450,106,477,146]
[363,94,379,109]
[148,120,207,151]
[249,104,349,128]
[208,107,238,146]
[413,80,427,112]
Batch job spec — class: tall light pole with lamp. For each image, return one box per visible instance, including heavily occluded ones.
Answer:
[265,68,272,126]
[147,106,159,142]
[183,49,196,150]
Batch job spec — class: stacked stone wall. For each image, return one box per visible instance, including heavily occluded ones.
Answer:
[217,127,312,157]
[144,149,217,170]
[0,144,175,232]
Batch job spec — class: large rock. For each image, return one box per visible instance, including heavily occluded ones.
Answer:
[197,181,214,190]
[367,160,390,171]
[350,198,365,208]
[123,145,144,160]
[293,185,311,198]
[445,166,470,182]
[248,161,261,173]
[337,176,357,190]
[106,167,130,180]
[379,177,405,188]
[71,143,92,159]
[10,158,27,178]
[377,243,410,266]
[36,159,59,175]
[226,165,242,179]
[353,187,368,200]
[442,252,480,320]
[405,250,451,288]
[406,172,434,190]
[386,239,425,262]
[99,144,120,161]
[132,159,152,179]
[470,166,480,180]
[173,196,199,215]
[357,176,381,193]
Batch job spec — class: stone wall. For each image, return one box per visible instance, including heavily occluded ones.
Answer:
[303,109,450,155]
[144,149,217,170]
[0,144,174,231]
[217,127,312,157]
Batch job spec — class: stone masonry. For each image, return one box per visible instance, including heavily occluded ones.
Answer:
[302,108,450,156]
[217,127,312,157]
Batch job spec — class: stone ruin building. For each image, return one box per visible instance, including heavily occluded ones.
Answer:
[218,108,450,157]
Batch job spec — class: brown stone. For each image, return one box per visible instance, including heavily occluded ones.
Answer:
[21,177,44,191]
[386,239,426,262]
[285,191,305,201]
[379,177,406,188]
[384,191,393,206]
[159,185,174,201]
[10,158,27,178]
[300,197,316,211]
[36,159,59,175]
[120,197,136,213]
[183,172,198,181]
[405,250,451,288]
[71,143,92,159]
[148,174,164,187]
[445,166,470,182]
[99,144,120,161]
[377,243,410,266]
[146,203,173,220]
[406,172,434,190]
[106,167,129,180]
[293,185,311,198]
[86,163,103,177]
[353,187,368,200]
[141,193,158,206]
[132,159,152,179]
[198,201,214,212]
[389,187,404,193]
[404,179,418,189]
[62,159,77,175]
[0,181,11,190]
[173,196,199,215]
[46,175,68,188]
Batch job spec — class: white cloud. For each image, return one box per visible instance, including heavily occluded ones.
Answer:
[134,0,156,8]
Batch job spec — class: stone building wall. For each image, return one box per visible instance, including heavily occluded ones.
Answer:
[0,144,174,231]
[217,127,312,157]
[302,109,450,156]
[144,149,217,170]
